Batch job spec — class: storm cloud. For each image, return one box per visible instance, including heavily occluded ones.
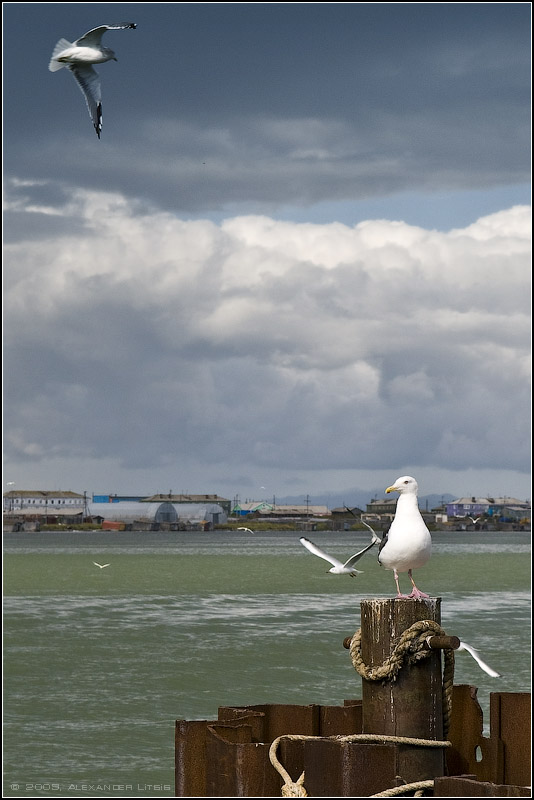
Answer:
[4,185,530,495]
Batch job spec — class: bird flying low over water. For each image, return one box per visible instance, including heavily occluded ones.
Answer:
[237,527,255,533]
[377,476,432,599]
[300,534,379,577]
[49,22,136,137]
[458,641,501,678]
[93,561,110,569]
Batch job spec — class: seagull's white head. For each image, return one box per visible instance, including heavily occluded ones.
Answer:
[105,46,117,59]
[385,475,419,495]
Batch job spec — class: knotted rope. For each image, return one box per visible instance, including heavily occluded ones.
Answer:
[269,619,457,797]
[269,734,451,797]
[269,735,308,796]
[348,619,455,737]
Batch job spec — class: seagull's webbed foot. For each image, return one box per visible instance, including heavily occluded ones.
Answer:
[406,569,429,599]
[406,587,430,599]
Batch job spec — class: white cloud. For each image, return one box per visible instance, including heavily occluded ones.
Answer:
[3,186,531,496]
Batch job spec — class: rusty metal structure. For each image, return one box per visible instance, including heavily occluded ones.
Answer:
[175,598,530,796]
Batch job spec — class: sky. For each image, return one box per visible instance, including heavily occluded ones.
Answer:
[3,3,531,505]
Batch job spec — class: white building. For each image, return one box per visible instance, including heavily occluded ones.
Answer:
[3,489,85,513]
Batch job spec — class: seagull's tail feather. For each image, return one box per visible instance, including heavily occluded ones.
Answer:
[49,38,72,71]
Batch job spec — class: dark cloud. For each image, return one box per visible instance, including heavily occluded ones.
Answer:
[3,4,530,217]
[3,4,530,499]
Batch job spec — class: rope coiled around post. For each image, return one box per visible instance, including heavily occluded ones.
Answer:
[348,619,455,737]
[269,619,457,797]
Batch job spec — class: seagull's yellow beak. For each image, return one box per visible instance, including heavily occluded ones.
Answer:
[385,485,397,494]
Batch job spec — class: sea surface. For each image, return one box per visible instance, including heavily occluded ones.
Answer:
[3,529,531,798]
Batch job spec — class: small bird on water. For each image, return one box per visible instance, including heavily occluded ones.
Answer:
[377,475,431,599]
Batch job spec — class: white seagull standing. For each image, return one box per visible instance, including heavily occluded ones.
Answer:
[49,23,136,138]
[300,533,379,577]
[93,561,110,569]
[378,476,432,599]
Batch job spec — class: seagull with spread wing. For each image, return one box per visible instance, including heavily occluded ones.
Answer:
[93,561,110,569]
[49,23,136,137]
[300,531,379,577]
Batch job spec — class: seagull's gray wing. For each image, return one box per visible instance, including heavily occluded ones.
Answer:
[75,23,136,47]
[69,64,102,137]
[343,538,379,569]
[360,520,381,545]
[299,537,343,569]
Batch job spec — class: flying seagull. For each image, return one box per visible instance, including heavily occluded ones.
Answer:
[299,534,378,577]
[49,22,136,138]
[458,641,501,678]
[93,561,110,569]
[377,476,432,599]
[468,516,481,525]
[237,527,254,533]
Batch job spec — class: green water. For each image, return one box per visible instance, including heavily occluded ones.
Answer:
[3,530,531,797]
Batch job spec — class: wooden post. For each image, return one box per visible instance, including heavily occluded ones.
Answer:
[360,598,445,781]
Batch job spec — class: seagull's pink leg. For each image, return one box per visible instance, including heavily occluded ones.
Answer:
[394,569,409,598]
[406,569,430,599]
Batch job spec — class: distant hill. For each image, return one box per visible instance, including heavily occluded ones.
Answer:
[274,489,456,511]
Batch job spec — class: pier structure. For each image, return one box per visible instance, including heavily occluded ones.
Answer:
[175,597,530,796]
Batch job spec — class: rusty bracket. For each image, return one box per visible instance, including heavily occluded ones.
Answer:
[425,635,460,650]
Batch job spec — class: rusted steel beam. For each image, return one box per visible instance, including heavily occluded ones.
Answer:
[218,703,322,740]
[490,692,531,787]
[176,693,531,797]
[319,701,362,736]
[175,719,210,797]
[300,739,399,797]
[447,685,503,783]
[205,724,279,797]
[447,686,531,788]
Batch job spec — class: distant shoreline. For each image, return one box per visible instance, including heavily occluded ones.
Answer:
[3,521,530,534]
